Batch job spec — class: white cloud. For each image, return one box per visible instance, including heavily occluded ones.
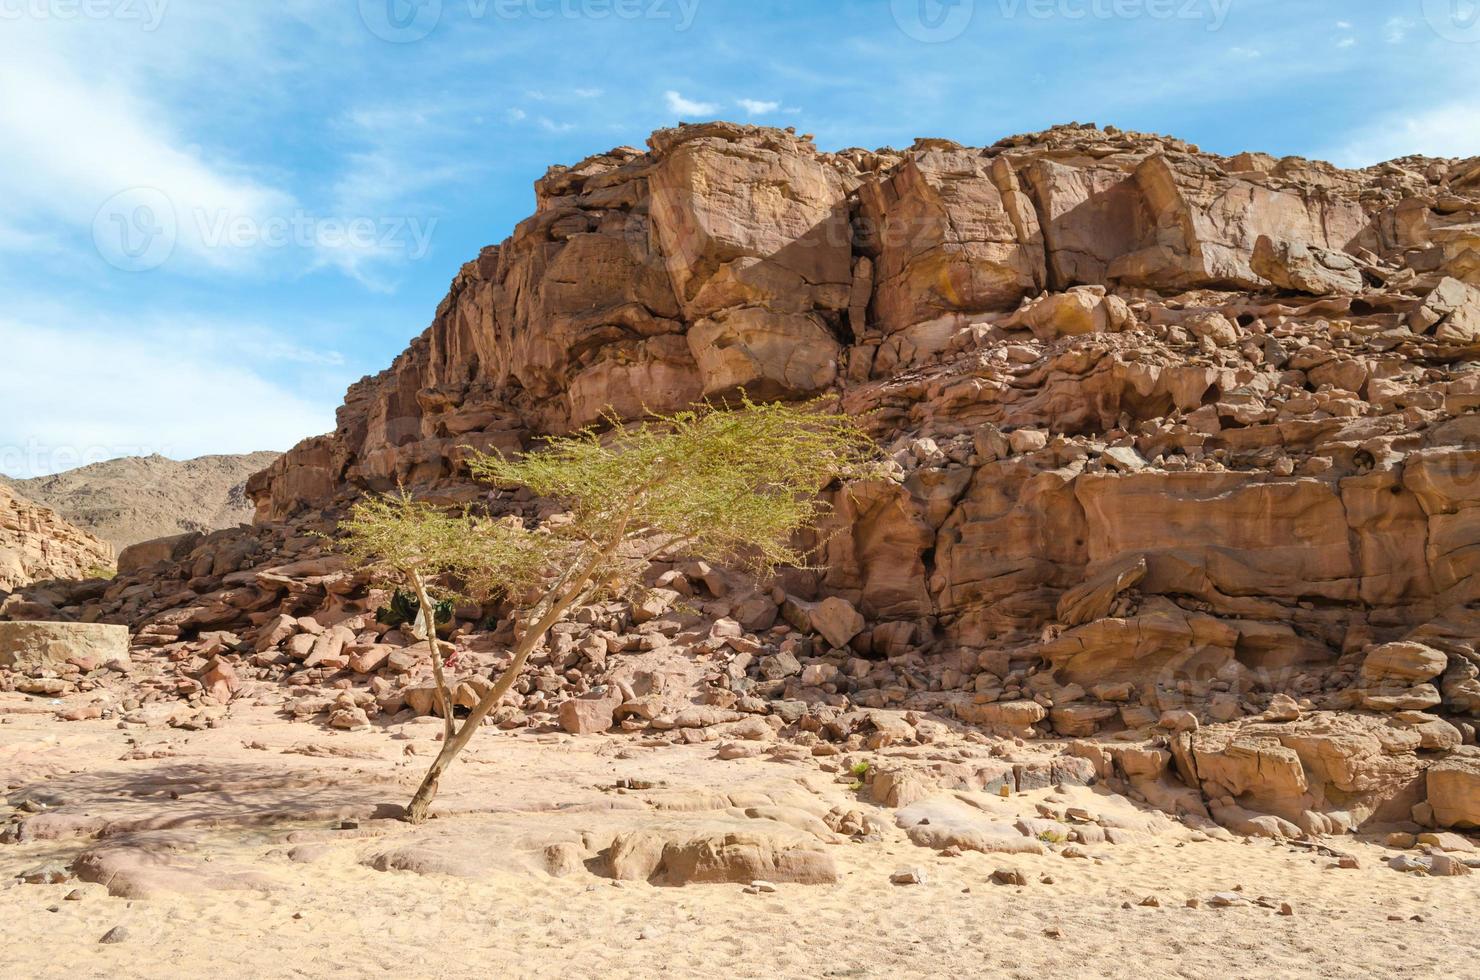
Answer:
[1325,100,1480,167]
[1336,36,1357,48]
[507,108,528,122]
[0,316,341,478]
[573,88,604,99]
[538,118,576,133]
[1229,47,1262,59]
[1335,20,1353,29]
[1384,17,1414,43]
[0,49,291,273]
[664,90,719,116]
[738,98,781,115]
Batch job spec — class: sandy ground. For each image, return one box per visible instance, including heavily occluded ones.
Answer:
[1,695,1476,980]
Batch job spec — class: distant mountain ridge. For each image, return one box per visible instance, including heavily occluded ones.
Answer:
[3,452,281,551]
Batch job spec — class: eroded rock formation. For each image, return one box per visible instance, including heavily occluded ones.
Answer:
[9,122,1480,837]
[0,483,114,591]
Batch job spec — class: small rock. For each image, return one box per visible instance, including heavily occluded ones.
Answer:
[99,926,130,944]
[991,868,1027,887]
[1278,903,1294,916]
[890,868,928,886]
[638,925,662,941]
[1138,895,1160,908]
[20,864,71,885]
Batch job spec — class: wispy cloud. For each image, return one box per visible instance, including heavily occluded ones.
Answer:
[1384,17,1415,43]
[738,98,781,115]
[0,48,291,273]
[665,90,719,116]
[1325,100,1480,166]
[0,313,342,477]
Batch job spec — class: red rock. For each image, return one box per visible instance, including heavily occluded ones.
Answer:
[558,691,622,735]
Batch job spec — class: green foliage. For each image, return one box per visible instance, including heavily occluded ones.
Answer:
[1035,830,1066,844]
[849,759,871,778]
[334,488,546,601]
[466,397,879,578]
[336,398,879,629]
[376,588,453,631]
[336,399,881,822]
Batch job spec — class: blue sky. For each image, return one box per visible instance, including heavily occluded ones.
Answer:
[2,0,1476,477]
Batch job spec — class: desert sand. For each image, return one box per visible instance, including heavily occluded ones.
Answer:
[2,695,1475,980]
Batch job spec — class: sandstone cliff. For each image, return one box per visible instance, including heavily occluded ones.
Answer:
[0,483,113,591]
[8,122,1480,837]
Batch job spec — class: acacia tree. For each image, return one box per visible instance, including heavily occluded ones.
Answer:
[336,400,877,824]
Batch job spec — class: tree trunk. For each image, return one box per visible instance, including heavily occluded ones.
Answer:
[406,569,456,743]
[397,519,630,823]
[404,746,453,824]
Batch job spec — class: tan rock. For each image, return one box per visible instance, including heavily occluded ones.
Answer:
[0,622,129,670]
[1428,758,1480,829]
[0,484,114,590]
[558,691,622,735]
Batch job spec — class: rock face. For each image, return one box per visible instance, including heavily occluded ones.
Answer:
[0,621,128,670]
[11,122,1480,838]
[0,483,114,590]
[5,452,279,551]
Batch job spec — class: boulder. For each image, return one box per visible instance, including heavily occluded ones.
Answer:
[0,622,129,670]
[607,826,837,885]
[1250,235,1363,294]
[810,596,865,649]
[1361,642,1449,686]
[117,531,203,575]
[558,690,622,735]
[1428,757,1480,829]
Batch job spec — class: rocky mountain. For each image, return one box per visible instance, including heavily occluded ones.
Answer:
[0,482,113,591]
[4,452,280,551]
[6,122,1480,836]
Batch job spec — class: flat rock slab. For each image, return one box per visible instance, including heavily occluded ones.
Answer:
[72,832,277,899]
[0,621,129,670]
